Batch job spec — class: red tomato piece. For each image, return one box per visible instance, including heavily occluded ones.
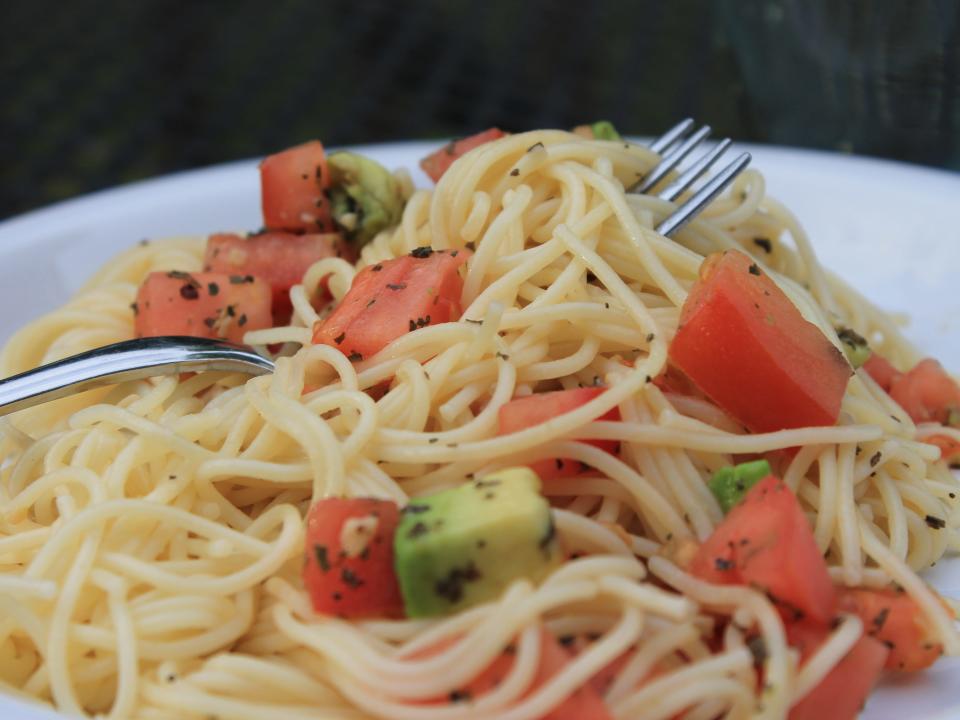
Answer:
[312,247,468,361]
[888,358,960,426]
[260,140,333,233]
[205,232,354,319]
[786,621,888,720]
[419,129,508,183]
[134,271,272,345]
[303,498,404,618]
[652,363,702,397]
[839,588,943,672]
[924,434,960,465]
[863,353,901,393]
[498,387,621,481]
[409,630,611,719]
[689,476,837,624]
[669,250,851,433]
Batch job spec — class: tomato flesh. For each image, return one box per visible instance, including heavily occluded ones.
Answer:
[409,629,611,719]
[924,434,960,464]
[786,621,889,720]
[303,498,404,618]
[669,251,851,433]
[134,271,272,345]
[690,476,837,624]
[312,248,468,361]
[839,588,942,672]
[205,231,354,319]
[260,140,333,233]
[419,128,507,183]
[498,387,620,481]
[863,353,900,393]
[888,358,960,426]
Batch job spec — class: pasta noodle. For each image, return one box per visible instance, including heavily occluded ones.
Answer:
[0,130,957,719]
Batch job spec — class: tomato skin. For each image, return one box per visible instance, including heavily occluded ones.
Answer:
[839,588,942,672]
[312,248,468,361]
[409,630,611,719]
[205,232,354,319]
[498,387,621,481]
[690,476,837,624]
[419,129,507,183]
[669,251,851,433]
[786,621,889,720]
[260,141,333,233]
[888,358,960,426]
[134,271,272,345]
[863,353,901,393]
[303,498,404,618]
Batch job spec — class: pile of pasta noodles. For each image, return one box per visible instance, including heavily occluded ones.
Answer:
[0,130,957,719]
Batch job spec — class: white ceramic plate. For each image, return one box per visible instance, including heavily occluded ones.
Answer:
[0,142,958,719]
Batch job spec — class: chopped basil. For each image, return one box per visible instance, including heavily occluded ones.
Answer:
[837,327,871,369]
[709,459,772,513]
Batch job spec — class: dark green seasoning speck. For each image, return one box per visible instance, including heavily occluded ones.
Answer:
[314,545,330,572]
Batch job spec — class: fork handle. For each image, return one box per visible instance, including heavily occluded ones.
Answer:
[0,337,274,418]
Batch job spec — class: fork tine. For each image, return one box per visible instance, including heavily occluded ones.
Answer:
[648,117,694,155]
[656,138,732,202]
[635,125,712,193]
[655,152,751,237]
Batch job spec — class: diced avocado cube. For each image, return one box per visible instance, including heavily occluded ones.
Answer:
[836,327,871,369]
[328,151,405,247]
[709,459,772,513]
[572,120,622,141]
[590,120,621,141]
[393,467,562,618]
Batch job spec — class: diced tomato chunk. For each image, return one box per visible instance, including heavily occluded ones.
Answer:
[888,358,960,426]
[690,476,836,624]
[652,363,702,397]
[863,353,901,393]
[312,247,468,361]
[839,588,943,672]
[303,498,404,618]
[924,434,960,464]
[134,271,272,345]
[786,621,888,720]
[409,629,611,719]
[419,129,507,183]
[498,387,620,481]
[260,140,333,233]
[669,251,851,433]
[205,232,354,319]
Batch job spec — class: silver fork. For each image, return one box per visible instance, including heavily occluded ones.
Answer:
[0,337,273,418]
[0,124,751,417]
[634,118,752,237]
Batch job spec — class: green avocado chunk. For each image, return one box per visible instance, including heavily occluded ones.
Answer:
[709,459,772,513]
[836,327,871,369]
[590,120,621,140]
[393,467,562,618]
[327,151,405,247]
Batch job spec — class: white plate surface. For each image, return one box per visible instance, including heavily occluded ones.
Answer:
[0,141,958,719]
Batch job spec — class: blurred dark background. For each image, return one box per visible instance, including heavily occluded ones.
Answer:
[2,0,958,220]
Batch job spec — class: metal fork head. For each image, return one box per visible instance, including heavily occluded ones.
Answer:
[632,118,751,238]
